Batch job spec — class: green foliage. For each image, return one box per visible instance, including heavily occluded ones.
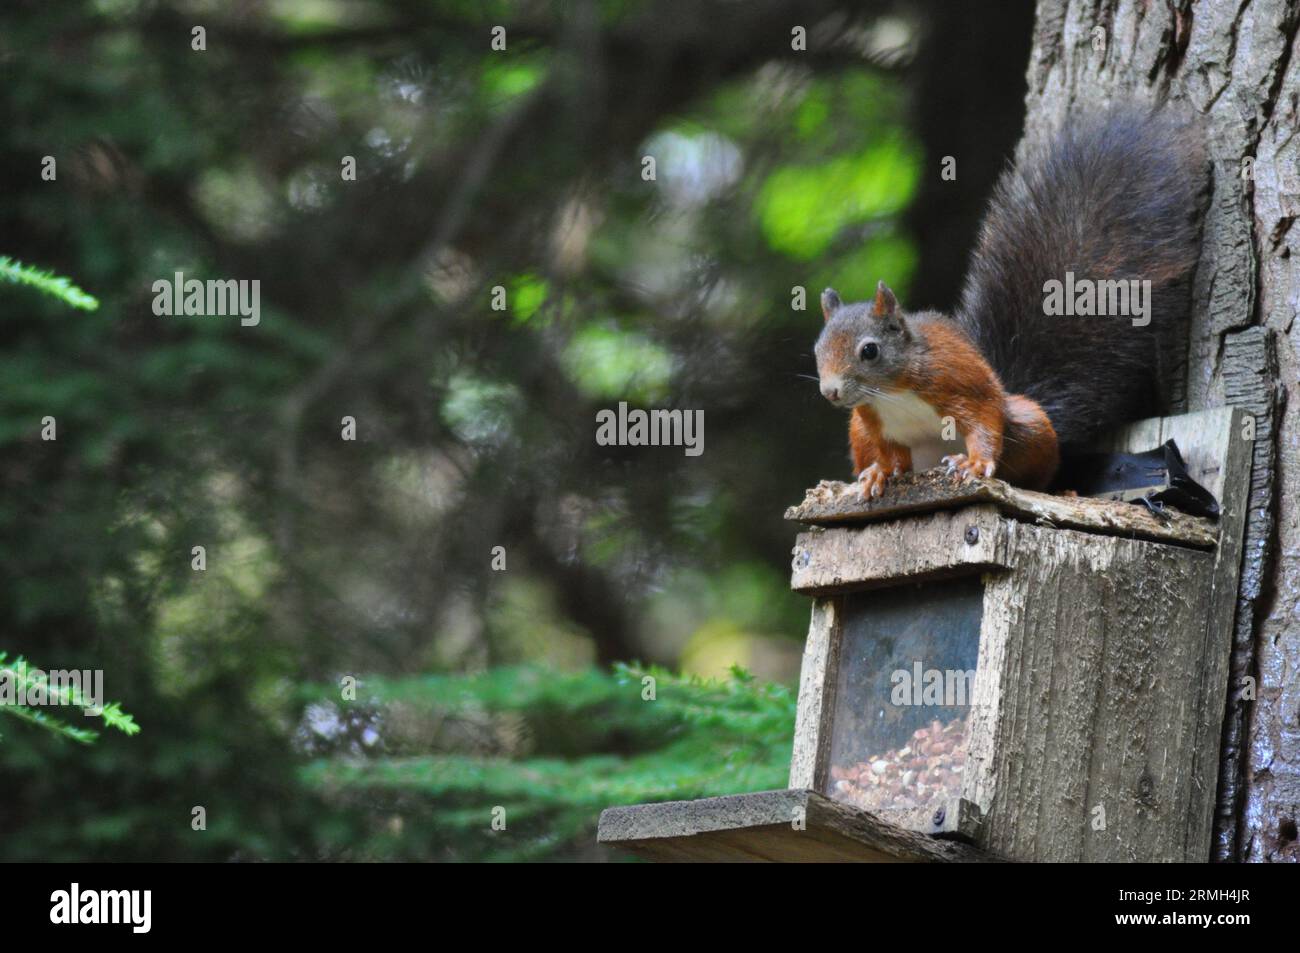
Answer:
[0,256,100,311]
[0,652,139,744]
[0,0,946,862]
[756,140,920,259]
[561,323,675,403]
[301,664,795,860]
[0,246,131,748]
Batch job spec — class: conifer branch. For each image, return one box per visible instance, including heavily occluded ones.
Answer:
[0,256,100,311]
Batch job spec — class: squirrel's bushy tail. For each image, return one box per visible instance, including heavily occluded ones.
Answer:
[955,107,1207,451]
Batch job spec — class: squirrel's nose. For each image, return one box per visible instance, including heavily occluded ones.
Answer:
[821,383,841,404]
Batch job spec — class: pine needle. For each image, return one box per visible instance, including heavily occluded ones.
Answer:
[0,255,100,311]
[0,652,140,744]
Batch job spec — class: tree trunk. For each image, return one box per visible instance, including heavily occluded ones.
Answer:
[1020,0,1297,862]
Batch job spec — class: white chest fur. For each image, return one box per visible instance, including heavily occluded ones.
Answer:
[868,391,965,471]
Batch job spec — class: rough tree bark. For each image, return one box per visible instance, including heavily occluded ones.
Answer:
[1019,0,1297,862]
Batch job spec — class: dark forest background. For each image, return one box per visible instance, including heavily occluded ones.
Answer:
[0,0,1032,861]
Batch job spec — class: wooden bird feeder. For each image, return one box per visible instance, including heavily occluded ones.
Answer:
[597,407,1251,862]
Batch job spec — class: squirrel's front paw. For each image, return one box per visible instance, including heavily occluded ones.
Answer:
[942,453,995,482]
[856,462,891,499]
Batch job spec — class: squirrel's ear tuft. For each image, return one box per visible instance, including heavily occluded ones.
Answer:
[820,288,842,322]
[872,280,898,318]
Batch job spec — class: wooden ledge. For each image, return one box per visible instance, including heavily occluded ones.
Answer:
[597,789,998,863]
[784,470,1218,550]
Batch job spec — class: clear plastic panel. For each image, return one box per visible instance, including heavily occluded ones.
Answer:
[824,578,981,817]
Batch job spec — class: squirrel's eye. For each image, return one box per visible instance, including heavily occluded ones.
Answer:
[859,342,880,362]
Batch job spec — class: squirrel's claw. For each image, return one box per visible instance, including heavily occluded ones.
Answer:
[943,453,995,483]
[856,462,889,499]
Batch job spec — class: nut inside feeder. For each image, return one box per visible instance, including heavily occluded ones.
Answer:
[822,579,979,824]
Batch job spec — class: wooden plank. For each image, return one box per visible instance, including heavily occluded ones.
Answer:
[790,505,1012,595]
[788,599,840,790]
[1214,334,1277,859]
[1106,406,1252,859]
[597,789,998,863]
[962,576,1011,823]
[974,524,1216,861]
[1185,409,1251,860]
[866,797,983,839]
[785,471,1217,549]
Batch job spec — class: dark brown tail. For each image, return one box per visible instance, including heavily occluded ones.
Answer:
[955,107,1207,451]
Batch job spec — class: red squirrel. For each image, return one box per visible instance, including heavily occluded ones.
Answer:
[815,108,1205,498]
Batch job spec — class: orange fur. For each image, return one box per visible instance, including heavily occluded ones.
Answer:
[849,405,912,496]
[999,395,1059,490]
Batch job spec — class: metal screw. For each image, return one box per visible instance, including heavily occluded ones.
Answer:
[964,525,980,545]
